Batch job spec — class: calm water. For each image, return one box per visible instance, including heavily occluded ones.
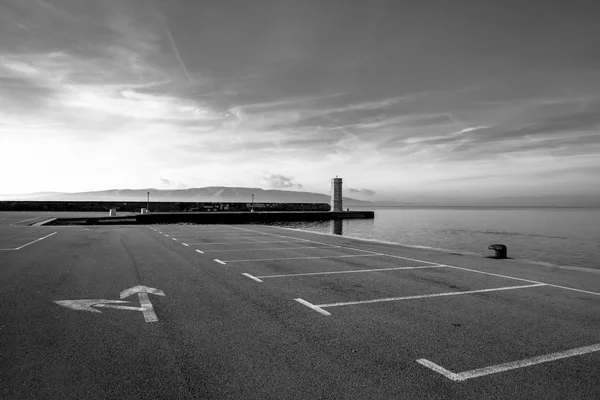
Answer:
[266,207,600,269]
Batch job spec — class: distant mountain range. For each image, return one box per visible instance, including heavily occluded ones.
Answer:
[0,187,373,206]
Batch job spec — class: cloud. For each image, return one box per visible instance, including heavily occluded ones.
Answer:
[256,173,303,189]
[347,188,376,196]
[160,178,172,184]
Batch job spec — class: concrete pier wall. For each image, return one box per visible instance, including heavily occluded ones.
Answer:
[0,201,331,213]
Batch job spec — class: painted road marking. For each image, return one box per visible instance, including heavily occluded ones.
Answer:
[195,249,204,254]
[232,226,600,299]
[200,245,338,252]
[255,265,446,279]
[172,238,178,241]
[54,299,134,312]
[221,254,381,263]
[242,273,263,282]
[417,343,600,381]
[54,285,165,323]
[165,234,170,237]
[315,283,546,309]
[229,226,438,265]
[10,217,39,225]
[120,286,165,323]
[184,240,307,245]
[295,298,331,316]
[0,232,57,251]
[214,259,226,265]
[182,243,189,246]
[447,265,600,297]
[163,234,266,238]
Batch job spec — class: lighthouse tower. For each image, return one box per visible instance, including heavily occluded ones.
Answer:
[331,177,343,212]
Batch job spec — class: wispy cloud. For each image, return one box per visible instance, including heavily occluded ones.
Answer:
[347,188,376,196]
[255,173,303,189]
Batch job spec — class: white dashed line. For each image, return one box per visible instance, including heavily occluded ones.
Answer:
[195,249,204,254]
[214,259,226,265]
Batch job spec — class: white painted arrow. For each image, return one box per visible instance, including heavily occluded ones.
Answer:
[54,285,165,323]
[54,299,135,313]
[120,285,165,322]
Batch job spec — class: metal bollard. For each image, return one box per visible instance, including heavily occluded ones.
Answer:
[488,244,507,259]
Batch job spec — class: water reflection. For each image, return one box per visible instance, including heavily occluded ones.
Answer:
[331,219,343,235]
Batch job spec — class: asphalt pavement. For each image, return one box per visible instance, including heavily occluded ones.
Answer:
[1,212,600,399]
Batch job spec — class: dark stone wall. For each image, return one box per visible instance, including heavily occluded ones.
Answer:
[0,201,330,212]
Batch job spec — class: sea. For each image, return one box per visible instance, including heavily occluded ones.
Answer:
[265,207,600,270]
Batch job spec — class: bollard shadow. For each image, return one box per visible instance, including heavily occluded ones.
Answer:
[485,255,514,260]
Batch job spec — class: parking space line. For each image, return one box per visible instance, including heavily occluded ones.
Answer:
[195,249,204,254]
[0,232,58,251]
[182,243,189,246]
[214,259,226,265]
[164,235,263,239]
[232,226,600,299]
[316,283,546,308]
[295,298,331,316]
[417,343,600,381]
[256,265,446,279]
[200,245,338,253]
[172,238,178,241]
[447,265,600,297]
[229,226,439,265]
[222,254,381,263]
[10,217,39,226]
[242,273,263,282]
[184,240,307,245]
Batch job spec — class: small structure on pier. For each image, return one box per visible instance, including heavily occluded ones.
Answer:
[331,177,343,212]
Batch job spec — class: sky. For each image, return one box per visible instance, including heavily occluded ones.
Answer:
[1,0,599,203]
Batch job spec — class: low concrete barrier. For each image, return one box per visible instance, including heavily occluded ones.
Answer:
[43,211,374,225]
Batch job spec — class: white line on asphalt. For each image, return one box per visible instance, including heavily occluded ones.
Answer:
[257,265,446,279]
[545,284,600,297]
[221,254,381,263]
[199,245,338,253]
[184,240,307,245]
[182,243,189,246]
[14,232,57,250]
[195,249,204,254]
[164,234,169,237]
[447,265,600,297]
[172,238,177,241]
[295,298,331,316]
[163,235,266,238]
[242,273,263,282]
[10,217,39,225]
[214,259,226,265]
[316,283,546,308]
[417,343,600,381]
[446,265,544,285]
[231,226,600,299]
[229,226,439,265]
